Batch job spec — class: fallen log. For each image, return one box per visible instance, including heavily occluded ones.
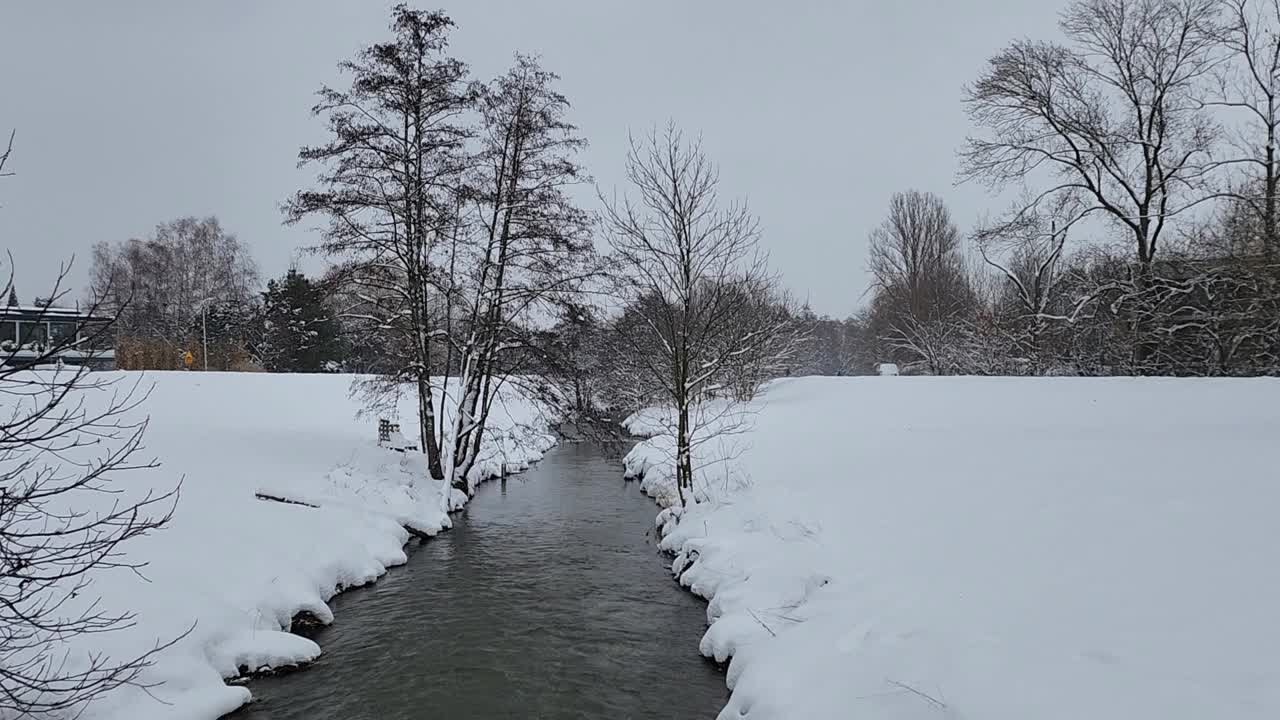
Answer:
[254,492,319,508]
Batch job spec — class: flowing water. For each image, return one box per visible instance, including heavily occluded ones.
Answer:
[231,442,727,719]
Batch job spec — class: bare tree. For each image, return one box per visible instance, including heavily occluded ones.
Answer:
[973,196,1075,368]
[535,306,612,431]
[962,0,1223,370]
[2,138,181,717]
[867,190,973,323]
[962,0,1221,274]
[88,217,260,370]
[712,282,805,397]
[439,54,596,493]
[881,314,995,376]
[865,190,978,371]
[602,125,801,505]
[0,130,13,186]
[792,310,863,377]
[286,5,472,481]
[1207,0,1280,254]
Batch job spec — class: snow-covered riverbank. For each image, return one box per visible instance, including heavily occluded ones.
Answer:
[625,377,1280,719]
[39,372,554,720]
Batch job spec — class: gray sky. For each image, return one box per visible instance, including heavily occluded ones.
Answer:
[0,1,1059,317]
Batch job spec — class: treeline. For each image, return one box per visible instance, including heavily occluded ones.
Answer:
[88,217,344,372]
[857,0,1280,377]
[87,0,1280,386]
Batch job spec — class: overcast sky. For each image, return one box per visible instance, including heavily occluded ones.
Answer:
[0,1,1061,317]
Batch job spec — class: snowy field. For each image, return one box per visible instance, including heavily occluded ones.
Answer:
[29,371,554,720]
[625,377,1280,720]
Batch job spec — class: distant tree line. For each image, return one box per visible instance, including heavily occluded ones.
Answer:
[87,218,345,373]
[82,0,1280,386]
[78,0,1280,385]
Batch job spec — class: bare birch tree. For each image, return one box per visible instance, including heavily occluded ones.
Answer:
[602,125,800,505]
[87,217,260,370]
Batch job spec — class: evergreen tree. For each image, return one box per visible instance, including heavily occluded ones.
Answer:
[260,269,339,372]
[6,286,17,306]
[194,299,261,371]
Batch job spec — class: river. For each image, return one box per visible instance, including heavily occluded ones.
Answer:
[230,442,727,719]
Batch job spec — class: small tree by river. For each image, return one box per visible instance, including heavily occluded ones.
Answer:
[601,125,803,505]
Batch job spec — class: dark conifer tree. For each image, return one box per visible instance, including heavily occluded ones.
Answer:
[260,269,340,372]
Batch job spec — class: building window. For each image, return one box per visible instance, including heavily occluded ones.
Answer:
[17,321,48,348]
[49,321,78,344]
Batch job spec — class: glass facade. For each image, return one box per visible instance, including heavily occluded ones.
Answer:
[17,321,48,347]
[0,310,107,366]
[48,320,78,344]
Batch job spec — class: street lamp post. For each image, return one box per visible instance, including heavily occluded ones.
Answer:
[202,303,209,371]
[195,296,215,371]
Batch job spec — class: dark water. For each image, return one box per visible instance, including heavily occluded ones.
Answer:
[231,443,727,719]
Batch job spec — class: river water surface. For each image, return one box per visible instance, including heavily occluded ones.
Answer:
[232,442,727,719]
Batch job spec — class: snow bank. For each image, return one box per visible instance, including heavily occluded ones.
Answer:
[625,377,1280,720]
[27,372,554,720]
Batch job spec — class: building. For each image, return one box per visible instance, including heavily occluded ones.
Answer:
[0,305,115,370]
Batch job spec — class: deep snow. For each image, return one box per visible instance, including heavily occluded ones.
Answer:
[20,371,554,720]
[625,377,1280,719]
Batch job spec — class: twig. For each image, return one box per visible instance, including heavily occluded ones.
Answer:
[745,608,777,637]
[253,493,319,508]
[886,679,948,710]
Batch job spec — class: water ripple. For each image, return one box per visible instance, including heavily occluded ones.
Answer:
[231,443,727,720]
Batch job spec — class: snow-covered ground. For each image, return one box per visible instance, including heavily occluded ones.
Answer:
[624,377,1280,720]
[27,371,554,720]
